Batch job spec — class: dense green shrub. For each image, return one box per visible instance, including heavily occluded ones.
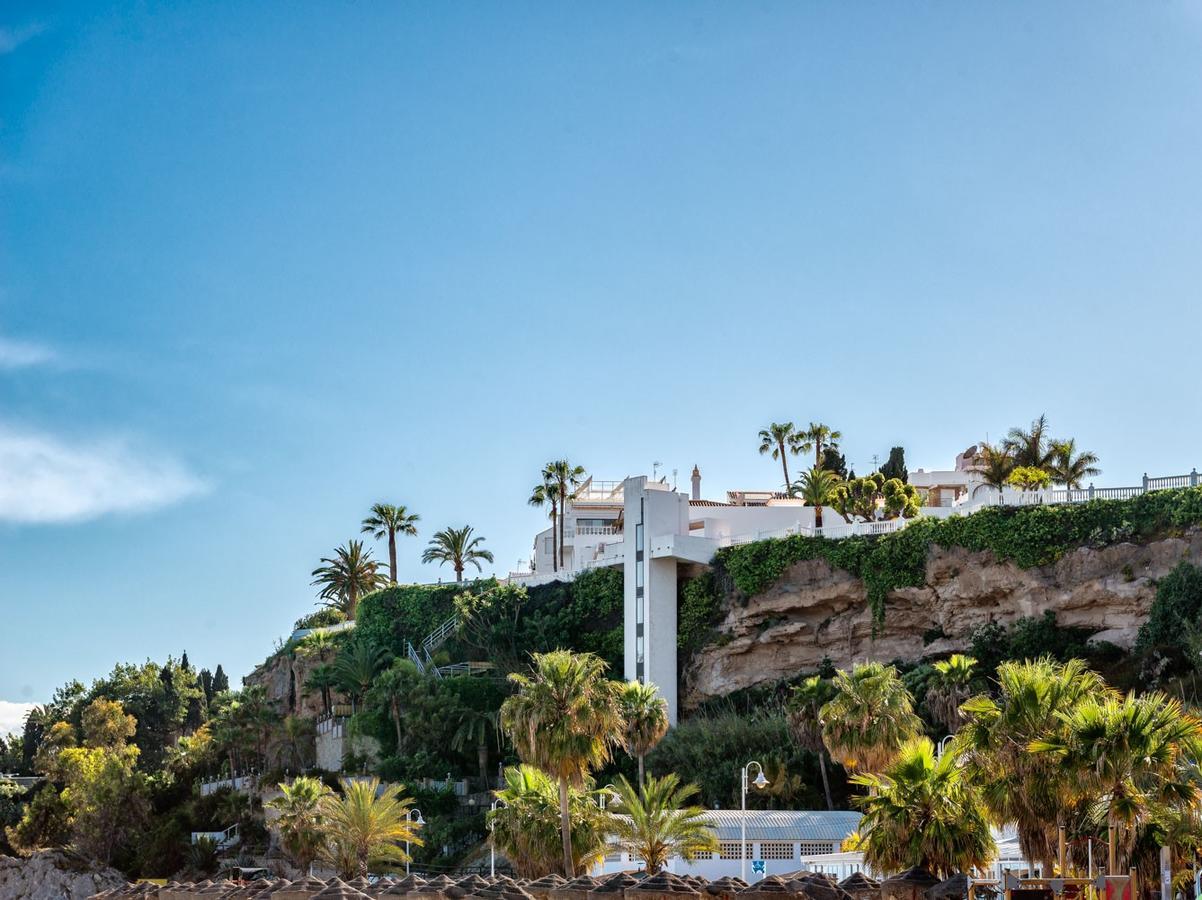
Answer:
[1136,562,1202,655]
[292,608,346,632]
[356,581,488,658]
[678,573,723,654]
[967,612,1103,675]
[718,487,1202,625]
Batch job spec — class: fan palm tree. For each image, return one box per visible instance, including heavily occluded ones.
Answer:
[787,675,836,810]
[609,773,718,874]
[451,706,501,790]
[368,660,420,751]
[926,654,978,734]
[360,503,420,584]
[852,737,996,879]
[798,422,843,468]
[619,680,670,790]
[1004,414,1056,469]
[500,650,625,876]
[1031,691,1202,872]
[972,441,1015,504]
[304,664,338,716]
[529,480,562,573]
[319,777,422,879]
[268,775,332,875]
[422,525,494,582]
[333,639,387,713]
[955,657,1114,873]
[758,423,803,494]
[793,466,843,531]
[545,460,586,569]
[821,661,922,773]
[311,540,388,620]
[1048,439,1101,489]
[280,714,315,770]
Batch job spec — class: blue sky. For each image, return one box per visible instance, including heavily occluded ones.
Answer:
[3,2,1202,724]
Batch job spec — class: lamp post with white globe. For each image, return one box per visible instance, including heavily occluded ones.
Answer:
[740,761,769,881]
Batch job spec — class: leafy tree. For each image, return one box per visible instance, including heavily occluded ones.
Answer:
[422,525,494,583]
[319,777,421,878]
[529,479,563,572]
[1004,414,1057,469]
[925,655,978,734]
[368,660,421,751]
[793,466,843,531]
[544,460,587,569]
[971,441,1015,503]
[361,503,421,584]
[1007,466,1051,492]
[312,540,388,619]
[880,447,908,483]
[268,776,333,875]
[500,650,624,876]
[281,714,315,770]
[758,423,803,494]
[305,664,339,716]
[450,706,501,791]
[831,472,921,523]
[821,662,922,773]
[821,447,849,480]
[1048,439,1101,489]
[798,422,843,468]
[853,737,996,878]
[609,773,717,874]
[5,783,70,852]
[212,665,229,696]
[489,765,613,878]
[1136,562,1202,665]
[787,675,836,810]
[199,668,214,704]
[618,680,669,789]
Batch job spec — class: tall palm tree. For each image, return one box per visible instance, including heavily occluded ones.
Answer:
[311,540,388,620]
[545,460,586,569]
[619,680,670,790]
[500,650,624,877]
[793,466,843,531]
[529,480,562,573]
[1004,414,1056,469]
[304,664,338,716]
[422,525,494,582]
[926,654,978,734]
[758,423,802,495]
[333,639,387,713]
[319,777,422,879]
[368,660,420,751]
[971,441,1015,504]
[280,714,315,770]
[798,422,843,468]
[268,775,332,875]
[451,706,501,791]
[360,503,420,584]
[787,675,836,810]
[821,661,922,773]
[1048,439,1101,489]
[955,657,1114,873]
[852,737,996,879]
[1031,692,1202,872]
[609,773,718,874]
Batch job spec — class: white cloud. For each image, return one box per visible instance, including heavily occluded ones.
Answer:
[0,701,35,737]
[0,23,45,56]
[0,425,207,524]
[0,334,56,369]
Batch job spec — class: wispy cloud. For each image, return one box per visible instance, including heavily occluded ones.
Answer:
[0,700,35,737]
[0,333,57,369]
[0,424,207,524]
[0,22,45,56]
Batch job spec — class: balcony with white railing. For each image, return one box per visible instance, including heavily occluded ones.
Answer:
[571,479,625,504]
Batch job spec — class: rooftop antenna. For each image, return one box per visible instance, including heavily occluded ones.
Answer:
[652,460,662,481]
[872,454,880,472]
[672,468,678,491]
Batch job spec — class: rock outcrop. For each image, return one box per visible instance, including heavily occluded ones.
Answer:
[683,530,1202,708]
[0,850,126,900]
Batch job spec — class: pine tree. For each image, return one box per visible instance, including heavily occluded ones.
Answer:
[199,669,214,704]
[880,447,908,483]
[212,665,229,695]
[180,651,191,672]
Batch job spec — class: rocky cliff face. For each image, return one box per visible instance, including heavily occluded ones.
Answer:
[244,650,331,719]
[0,850,125,900]
[683,530,1202,708]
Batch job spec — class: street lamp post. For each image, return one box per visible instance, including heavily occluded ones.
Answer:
[741,761,769,881]
[490,798,508,878]
[405,808,425,874]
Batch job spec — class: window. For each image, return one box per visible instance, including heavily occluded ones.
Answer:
[798,841,837,857]
[544,537,554,554]
[691,851,714,860]
[761,842,795,860]
[719,842,751,860]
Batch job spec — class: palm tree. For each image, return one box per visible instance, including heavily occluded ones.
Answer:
[1048,439,1101,489]
[422,525,494,582]
[852,737,996,879]
[268,776,332,875]
[545,460,586,569]
[368,660,420,751]
[793,466,843,531]
[280,714,315,770]
[1004,414,1056,468]
[821,661,922,773]
[319,777,422,879]
[758,423,802,494]
[304,664,338,716]
[500,650,624,877]
[489,764,614,878]
[955,657,1114,873]
[1031,692,1202,872]
[925,654,978,734]
[787,675,836,810]
[971,441,1015,504]
[451,706,501,791]
[798,422,843,468]
[618,680,670,790]
[361,503,420,584]
[529,480,562,573]
[333,639,387,713]
[609,773,718,874]
[311,540,388,620]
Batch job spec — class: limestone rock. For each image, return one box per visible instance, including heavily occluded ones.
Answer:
[0,849,126,900]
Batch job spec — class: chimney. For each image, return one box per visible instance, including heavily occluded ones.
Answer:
[691,464,702,501]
